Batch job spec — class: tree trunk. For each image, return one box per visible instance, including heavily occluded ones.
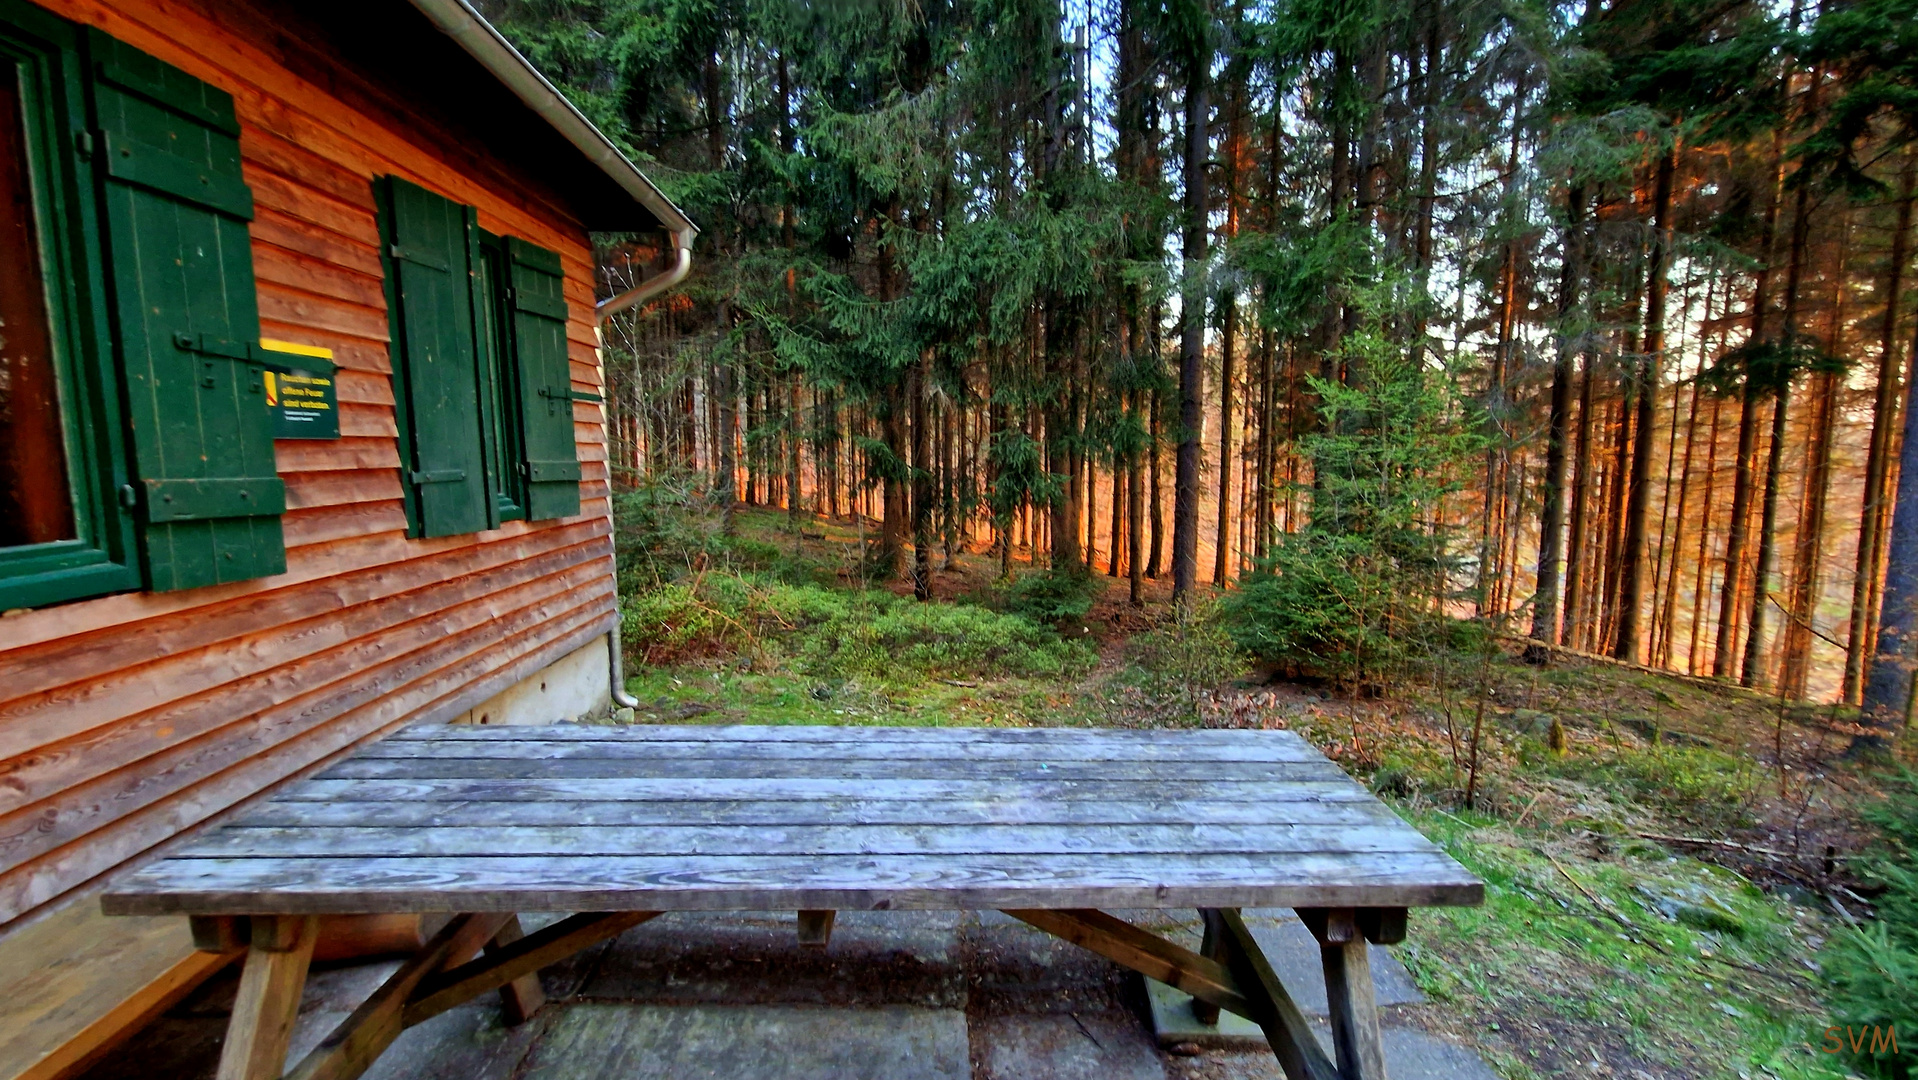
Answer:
[911,357,933,600]
[880,386,907,578]
[1214,296,1236,586]
[1528,185,1584,653]
[1129,408,1145,605]
[1563,345,1597,647]
[1172,45,1208,601]
[1615,147,1676,662]
[1781,215,1853,698]
[714,304,737,533]
[1213,62,1244,587]
[1743,164,1818,688]
[1688,392,1727,674]
[1148,382,1164,578]
[1715,135,1786,677]
[1847,159,1916,703]
[1742,392,1791,689]
[1857,316,1918,750]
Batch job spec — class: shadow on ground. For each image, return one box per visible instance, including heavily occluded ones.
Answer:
[81,909,1495,1079]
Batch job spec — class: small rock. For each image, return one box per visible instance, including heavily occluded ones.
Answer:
[1166,1042,1205,1057]
[1675,903,1745,937]
[1634,884,1745,936]
[611,706,636,724]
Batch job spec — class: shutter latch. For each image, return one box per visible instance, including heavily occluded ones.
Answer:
[174,333,269,390]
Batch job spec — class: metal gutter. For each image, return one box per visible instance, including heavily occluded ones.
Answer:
[403,0,697,238]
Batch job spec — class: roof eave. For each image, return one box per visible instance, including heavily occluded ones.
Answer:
[403,0,697,238]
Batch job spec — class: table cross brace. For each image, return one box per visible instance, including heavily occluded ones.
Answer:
[213,906,1386,1080]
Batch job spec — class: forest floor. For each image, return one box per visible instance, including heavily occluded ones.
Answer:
[615,502,1891,1080]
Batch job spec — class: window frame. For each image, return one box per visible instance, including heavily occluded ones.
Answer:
[379,179,577,540]
[475,229,527,524]
[0,1,139,611]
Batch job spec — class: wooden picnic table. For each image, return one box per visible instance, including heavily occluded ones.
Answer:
[104,724,1482,1080]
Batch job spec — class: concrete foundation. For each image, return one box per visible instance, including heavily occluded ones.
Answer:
[451,635,612,726]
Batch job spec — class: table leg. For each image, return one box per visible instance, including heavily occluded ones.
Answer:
[1190,909,1223,1025]
[486,916,547,1025]
[1004,908,1337,1080]
[797,910,836,947]
[1321,936,1386,1080]
[1301,908,1388,1080]
[1208,909,1340,1080]
[215,915,317,1080]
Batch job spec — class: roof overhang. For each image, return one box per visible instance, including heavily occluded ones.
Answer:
[402,0,695,239]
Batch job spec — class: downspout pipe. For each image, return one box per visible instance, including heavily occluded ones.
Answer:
[599,226,693,710]
[597,226,695,325]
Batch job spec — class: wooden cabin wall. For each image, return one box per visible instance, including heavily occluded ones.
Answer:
[0,0,616,929]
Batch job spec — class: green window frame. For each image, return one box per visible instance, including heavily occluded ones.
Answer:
[0,3,281,611]
[375,177,582,540]
[476,230,527,523]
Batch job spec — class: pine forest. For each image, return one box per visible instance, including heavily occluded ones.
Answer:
[483,0,1918,723]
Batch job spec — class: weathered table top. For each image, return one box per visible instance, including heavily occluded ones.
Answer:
[103,724,1482,916]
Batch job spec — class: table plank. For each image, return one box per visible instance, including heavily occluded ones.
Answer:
[381,725,1319,746]
[317,758,1348,782]
[103,724,1483,917]
[268,777,1378,804]
[104,850,1482,915]
[186,823,1445,859]
[231,797,1409,829]
[356,736,1325,763]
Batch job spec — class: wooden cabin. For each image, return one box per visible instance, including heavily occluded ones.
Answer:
[0,0,693,1071]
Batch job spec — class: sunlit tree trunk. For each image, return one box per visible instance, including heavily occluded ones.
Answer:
[1616,147,1677,662]
[1172,25,1209,601]
[1847,159,1916,703]
[1529,185,1585,654]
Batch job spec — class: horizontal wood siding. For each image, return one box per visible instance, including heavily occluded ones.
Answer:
[0,0,618,929]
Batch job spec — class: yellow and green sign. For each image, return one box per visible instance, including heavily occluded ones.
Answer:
[259,339,338,439]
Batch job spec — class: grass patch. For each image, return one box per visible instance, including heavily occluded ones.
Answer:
[1402,809,1844,1080]
[1539,741,1761,832]
[621,571,1094,682]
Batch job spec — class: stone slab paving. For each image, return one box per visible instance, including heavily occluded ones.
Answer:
[518,1004,970,1080]
[77,909,1495,1080]
[1164,1028,1501,1080]
[973,1013,1168,1080]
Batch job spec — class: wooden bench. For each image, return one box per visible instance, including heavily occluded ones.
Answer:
[102,724,1483,1080]
[0,898,234,1080]
[0,899,427,1080]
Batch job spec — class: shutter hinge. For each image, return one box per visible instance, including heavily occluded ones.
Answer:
[410,469,467,485]
[119,484,137,509]
[388,243,450,272]
[74,130,94,159]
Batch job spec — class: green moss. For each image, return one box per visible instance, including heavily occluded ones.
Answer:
[1543,742,1758,829]
[1401,810,1844,1080]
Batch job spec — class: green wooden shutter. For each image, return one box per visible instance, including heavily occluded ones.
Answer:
[88,29,285,591]
[504,237,581,521]
[375,176,496,538]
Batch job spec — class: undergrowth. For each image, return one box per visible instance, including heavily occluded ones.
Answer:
[608,492,1883,1079]
[1821,770,1918,1079]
